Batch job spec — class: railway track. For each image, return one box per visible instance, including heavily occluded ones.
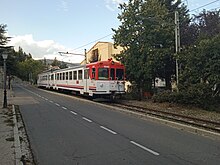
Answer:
[107,101,220,133]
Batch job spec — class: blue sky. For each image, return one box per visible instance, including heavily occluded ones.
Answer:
[1,0,220,63]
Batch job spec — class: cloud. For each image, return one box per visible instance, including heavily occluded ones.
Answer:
[105,0,128,11]
[58,0,69,12]
[8,34,84,63]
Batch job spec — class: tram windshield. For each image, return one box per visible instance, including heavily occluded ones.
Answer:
[98,68,109,80]
[116,69,124,80]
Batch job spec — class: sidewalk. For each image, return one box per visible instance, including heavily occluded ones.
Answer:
[0,88,15,165]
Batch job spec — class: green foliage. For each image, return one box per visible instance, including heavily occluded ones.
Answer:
[113,0,178,93]
[172,23,220,109]
[51,57,67,69]
[153,84,219,110]
[17,59,45,83]
[51,57,60,67]
[194,10,220,40]
[0,24,7,45]
[179,33,220,99]
[113,1,220,110]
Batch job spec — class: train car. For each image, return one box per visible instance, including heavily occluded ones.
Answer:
[37,58,125,99]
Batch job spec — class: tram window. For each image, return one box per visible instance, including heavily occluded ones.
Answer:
[84,69,89,79]
[57,73,59,80]
[69,71,72,80]
[51,74,54,80]
[92,68,95,79]
[73,71,77,80]
[110,68,115,80]
[98,68,109,80]
[116,69,124,80]
[66,72,68,80]
[62,73,65,80]
[78,70,82,80]
[59,73,61,80]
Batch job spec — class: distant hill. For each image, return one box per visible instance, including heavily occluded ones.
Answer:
[37,59,80,68]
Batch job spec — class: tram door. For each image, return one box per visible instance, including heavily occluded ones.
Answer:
[84,69,89,93]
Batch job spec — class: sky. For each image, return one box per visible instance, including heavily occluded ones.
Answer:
[1,0,220,63]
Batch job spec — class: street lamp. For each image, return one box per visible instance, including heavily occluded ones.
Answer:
[2,53,8,108]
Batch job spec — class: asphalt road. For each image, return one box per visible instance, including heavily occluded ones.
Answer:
[13,84,220,165]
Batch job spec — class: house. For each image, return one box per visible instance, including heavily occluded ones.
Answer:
[81,41,123,64]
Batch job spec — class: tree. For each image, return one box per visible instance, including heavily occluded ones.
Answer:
[51,57,67,69]
[51,57,60,66]
[113,0,186,98]
[0,24,8,45]
[194,10,220,40]
[17,59,45,83]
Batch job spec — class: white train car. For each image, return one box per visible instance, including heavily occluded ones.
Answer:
[37,59,125,99]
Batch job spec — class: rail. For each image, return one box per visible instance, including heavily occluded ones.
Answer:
[108,102,220,133]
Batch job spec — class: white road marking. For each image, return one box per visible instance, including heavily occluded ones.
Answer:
[100,126,117,135]
[55,103,60,107]
[70,111,77,115]
[62,107,67,110]
[45,98,48,101]
[82,117,92,123]
[130,141,160,156]
[49,100,53,103]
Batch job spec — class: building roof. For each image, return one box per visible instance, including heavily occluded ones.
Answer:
[86,41,112,54]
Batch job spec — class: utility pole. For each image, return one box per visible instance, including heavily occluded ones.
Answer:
[175,11,180,91]
[84,49,87,64]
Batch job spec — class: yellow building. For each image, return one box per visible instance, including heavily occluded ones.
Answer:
[81,41,123,64]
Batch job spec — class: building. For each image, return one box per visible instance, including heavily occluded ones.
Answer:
[81,41,123,64]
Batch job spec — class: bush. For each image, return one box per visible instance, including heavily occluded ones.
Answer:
[152,84,219,111]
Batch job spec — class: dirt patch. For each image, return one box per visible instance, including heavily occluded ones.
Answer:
[119,99,220,123]
[5,137,14,142]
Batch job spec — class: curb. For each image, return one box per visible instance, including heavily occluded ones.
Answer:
[12,105,22,165]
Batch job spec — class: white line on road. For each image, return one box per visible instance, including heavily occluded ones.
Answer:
[100,126,117,135]
[55,103,60,107]
[62,107,67,110]
[70,111,77,115]
[82,117,93,123]
[130,141,160,156]
[45,98,48,101]
[49,100,53,103]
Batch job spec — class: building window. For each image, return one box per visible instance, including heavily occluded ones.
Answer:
[90,48,99,62]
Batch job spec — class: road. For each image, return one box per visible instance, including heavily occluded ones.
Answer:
[12,84,220,165]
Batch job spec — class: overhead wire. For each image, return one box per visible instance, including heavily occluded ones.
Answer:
[73,33,113,51]
[189,0,220,12]
[72,0,220,52]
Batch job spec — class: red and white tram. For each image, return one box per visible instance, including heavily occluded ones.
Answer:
[37,59,125,99]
